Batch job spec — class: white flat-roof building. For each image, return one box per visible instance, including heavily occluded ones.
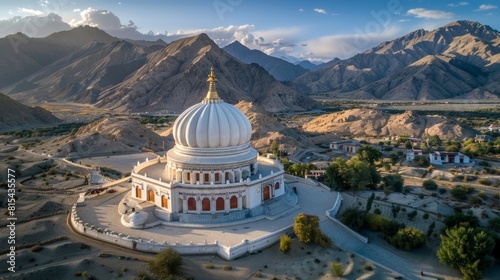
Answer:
[429,151,470,165]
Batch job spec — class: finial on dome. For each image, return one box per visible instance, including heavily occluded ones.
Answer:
[204,67,221,101]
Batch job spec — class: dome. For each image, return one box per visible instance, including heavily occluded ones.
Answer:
[172,68,252,148]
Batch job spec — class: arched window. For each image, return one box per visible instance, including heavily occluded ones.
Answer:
[148,190,155,203]
[275,182,280,190]
[188,197,196,211]
[161,195,168,209]
[135,187,142,199]
[230,196,238,209]
[216,197,224,211]
[202,198,210,211]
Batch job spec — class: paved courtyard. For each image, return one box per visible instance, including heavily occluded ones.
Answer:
[76,180,336,247]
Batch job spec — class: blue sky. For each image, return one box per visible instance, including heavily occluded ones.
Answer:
[1,0,499,61]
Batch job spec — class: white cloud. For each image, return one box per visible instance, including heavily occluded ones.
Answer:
[447,2,469,7]
[70,7,122,29]
[398,19,411,22]
[0,13,70,38]
[406,8,455,19]
[17,8,44,16]
[302,26,401,60]
[314,8,327,14]
[477,4,498,11]
[298,8,304,12]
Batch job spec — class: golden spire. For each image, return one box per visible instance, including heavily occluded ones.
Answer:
[204,67,221,101]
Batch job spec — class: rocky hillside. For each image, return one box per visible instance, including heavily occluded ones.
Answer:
[293,21,500,100]
[223,41,307,81]
[235,101,310,151]
[7,40,154,104]
[37,117,169,157]
[0,93,60,131]
[302,109,478,140]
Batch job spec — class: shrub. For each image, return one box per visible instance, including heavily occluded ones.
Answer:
[488,217,500,231]
[478,178,492,186]
[223,265,232,271]
[373,208,381,215]
[279,234,291,253]
[423,180,438,190]
[423,213,429,220]
[438,188,447,195]
[148,248,182,277]
[205,264,215,269]
[390,227,426,251]
[382,220,405,240]
[330,262,344,277]
[367,213,389,231]
[451,185,474,200]
[407,210,418,221]
[364,264,373,271]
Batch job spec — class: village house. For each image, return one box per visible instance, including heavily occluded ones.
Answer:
[330,139,361,154]
[429,151,471,165]
[405,149,423,161]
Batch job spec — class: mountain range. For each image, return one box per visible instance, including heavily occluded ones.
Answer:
[293,21,500,100]
[1,20,499,114]
[222,41,308,81]
[1,26,317,113]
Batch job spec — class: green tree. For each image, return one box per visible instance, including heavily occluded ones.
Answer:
[344,156,381,190]
[426,135,442,147]
[293,213,320,244]
[487,217,500,231]
[389,153,399,164]
[325,156,380,191]
[382,174,404,192]
[437,227,494,278]
[271,139,279,156]
[340,208,367,232]
[366,192,375,212]
[148,248,182,277]
[405,140,413,149]
[390,227,426,251]
[324,158,347,190]
[279,234,291,253]
[357,146,382,165]
[382,220,405,240]
[414,155,430,167]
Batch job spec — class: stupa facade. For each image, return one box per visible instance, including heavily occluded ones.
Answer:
[129,68,285,223]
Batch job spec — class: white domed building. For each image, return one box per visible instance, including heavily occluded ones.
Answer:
[128,68,286,224]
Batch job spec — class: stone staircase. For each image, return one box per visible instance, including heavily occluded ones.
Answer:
[320,219,423,279]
